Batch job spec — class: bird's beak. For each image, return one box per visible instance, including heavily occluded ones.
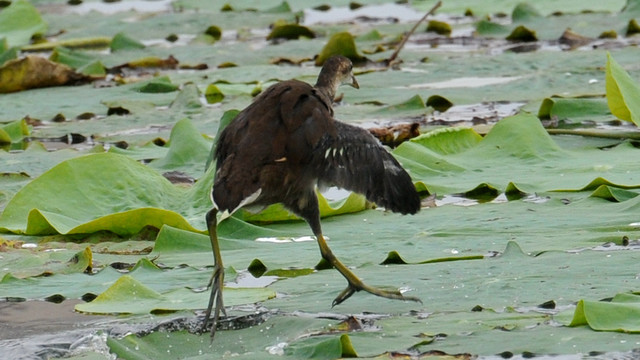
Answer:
[350,75,359,89]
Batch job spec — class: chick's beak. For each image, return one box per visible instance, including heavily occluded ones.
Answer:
[350,74,359,89]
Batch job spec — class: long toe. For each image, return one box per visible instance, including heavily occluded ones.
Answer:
[332,281,422,307]
[202,266,226,339]
[332,285,357,307]
[361,283,422,304]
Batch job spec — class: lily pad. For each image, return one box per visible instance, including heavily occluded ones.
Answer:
[569,293,640,332]
[605,52,640,125]
[110,32,145,52]
[316,32,366,66]
[267,24,316,40]
[0,56,88,93]
[0,119,30,144]
[75,275,275,314]
[0,0,47,47]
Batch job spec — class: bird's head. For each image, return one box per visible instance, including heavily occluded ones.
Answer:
[316,55,359,99]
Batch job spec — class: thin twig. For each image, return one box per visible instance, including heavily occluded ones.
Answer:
[386,1,442,65]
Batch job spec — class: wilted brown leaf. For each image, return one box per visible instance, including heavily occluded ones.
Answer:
[0,55,88,93]
[368,122,420,147]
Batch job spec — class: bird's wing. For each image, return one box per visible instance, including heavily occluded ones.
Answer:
[310,121,421,215]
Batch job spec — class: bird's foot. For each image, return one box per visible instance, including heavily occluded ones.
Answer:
[201,265,226,339]
[332,280,422,307]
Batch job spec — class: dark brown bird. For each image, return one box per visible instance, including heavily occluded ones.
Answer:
[203,55,421,338]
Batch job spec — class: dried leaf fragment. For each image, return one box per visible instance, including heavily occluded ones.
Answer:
[0,55,88,93]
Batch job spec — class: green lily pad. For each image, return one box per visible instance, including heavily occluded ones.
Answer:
[75,274,275,315]
[537,97,611,121]
[0,46,18,67]
[589,185,639,202]
[316,32,365,66]
[0,119,30,144]
[374,94,428,117]
[605,52,640,125]
[50,47,97,69]
[204,83,224,104]
[569,294,640,332]
[267,24,316,40]
[0,0,47,47]
[133,76,179,93]
[110,32,146,52]
[0,152,202,235]
[50,47,106,76]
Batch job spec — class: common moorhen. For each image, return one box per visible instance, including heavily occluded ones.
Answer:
[203,55,421,338]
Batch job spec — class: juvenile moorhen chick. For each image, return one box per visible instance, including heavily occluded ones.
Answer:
[203,56,421,338]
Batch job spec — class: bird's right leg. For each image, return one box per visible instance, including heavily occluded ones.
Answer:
[314,229,421,306]
[295,194,421,307]
[202,208,226,339]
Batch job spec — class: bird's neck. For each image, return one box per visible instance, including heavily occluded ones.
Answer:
[315,73,339,102]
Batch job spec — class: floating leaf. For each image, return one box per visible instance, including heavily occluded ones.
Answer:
[462,182,500,201]
[267,24,316,40]
[264,1,292,13]
[203,25,222,42]
[75,274,275,314]
[537,97,610,120]
[0,119,30,144]
[356,29,383,41]
[0,46,18,67]
[286,334,358,359]
[511,2,543,21]
[374,94,427,117]
[475,20,510,36]
[238,192,368,223]
[63,247,93,274]
[426,94,454,112]
[205,83,224,104]
[50,47,105,76]
[426,20,452,36]
[506,25,538,42]
[380,250,482,265]
[599,29,618,39]
[589,185,639,202]
[133,76,179,93]
[315,32,365,66]
[0,0,47,47]
[569,294,640,332]
[626,19,640,36]
[76,60,106,77]
[605,52,640,125]
[119,55,179,70]
[0,55,88,93]
[110,32,146,52]
[409,127,482,155]
[247,258,268,277]
[0,152,201,235]
[149,117,211,176]
[169,83,202,110]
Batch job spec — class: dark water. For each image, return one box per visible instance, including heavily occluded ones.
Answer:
[0,299,113,359]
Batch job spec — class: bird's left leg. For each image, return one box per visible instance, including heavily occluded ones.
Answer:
[202,208,226,339]
[296,194,421,306]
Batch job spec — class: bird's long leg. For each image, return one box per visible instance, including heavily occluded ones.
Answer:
[202,208,226,339]
[298,194,421,306]
[315,230,421,306]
